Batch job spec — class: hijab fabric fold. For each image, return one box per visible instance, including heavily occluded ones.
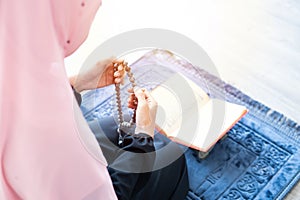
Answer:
[0,0,117,199]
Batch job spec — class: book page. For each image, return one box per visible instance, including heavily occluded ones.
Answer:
[151,73,248,152]
[151,73,210,137]
[177,99,247,151]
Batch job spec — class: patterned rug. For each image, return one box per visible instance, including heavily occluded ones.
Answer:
[80,49,300,200]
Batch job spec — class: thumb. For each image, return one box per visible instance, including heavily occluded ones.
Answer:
[142,90,157,116]
[134,88,147,103]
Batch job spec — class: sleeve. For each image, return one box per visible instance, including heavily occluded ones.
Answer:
[108,132,156,200]
[71,85,82,105]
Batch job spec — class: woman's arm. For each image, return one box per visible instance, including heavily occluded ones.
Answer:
[69,58,125,92]
[71,64,158,199]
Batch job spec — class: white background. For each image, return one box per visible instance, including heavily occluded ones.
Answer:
[65,0,300,127]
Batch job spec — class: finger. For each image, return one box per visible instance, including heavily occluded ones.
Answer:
[127,98,135,106]
[134,88,146,100]
[129,93,136,99]
[119,71,125,80]
[135,95,148,112]
[143,89,157,109]
[127,99,137,109]
[143,89,154,101]
[135,88,146,101]
[114,72,124,85]
[117,64,123,71]
[118,66,126,85]
[137,89,150,101]
[128,103,136,109]
[115,65,125,85]
[136,103,150,127]
[129,94,138,105]
[114,77,122,84]
[114,71,120,77]
[143,89,152,100]
[128,94,135,103]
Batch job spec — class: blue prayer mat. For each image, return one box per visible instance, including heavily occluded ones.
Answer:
[81,50,300,200]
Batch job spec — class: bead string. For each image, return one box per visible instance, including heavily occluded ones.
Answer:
[113,61,137,132]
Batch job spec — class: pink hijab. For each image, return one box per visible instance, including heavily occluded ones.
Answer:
[0,0,117,199]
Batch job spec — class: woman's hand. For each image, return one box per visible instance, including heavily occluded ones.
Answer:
[128,88,158,138]
[69,58,125,92]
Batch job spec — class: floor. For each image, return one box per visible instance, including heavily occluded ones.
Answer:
[65,0,300,199]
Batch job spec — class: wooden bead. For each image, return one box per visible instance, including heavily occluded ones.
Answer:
[129,77,135,82]
[125,66,130,72]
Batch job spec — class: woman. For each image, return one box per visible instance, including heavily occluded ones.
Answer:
[0,0,188,199]
[0,0,117,199]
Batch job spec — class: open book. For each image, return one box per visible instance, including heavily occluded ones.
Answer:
[151,73,248,152]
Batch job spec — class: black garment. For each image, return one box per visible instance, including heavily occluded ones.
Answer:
[72,87,189,199]
[89,118,156,199]
[89,117,189,200]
